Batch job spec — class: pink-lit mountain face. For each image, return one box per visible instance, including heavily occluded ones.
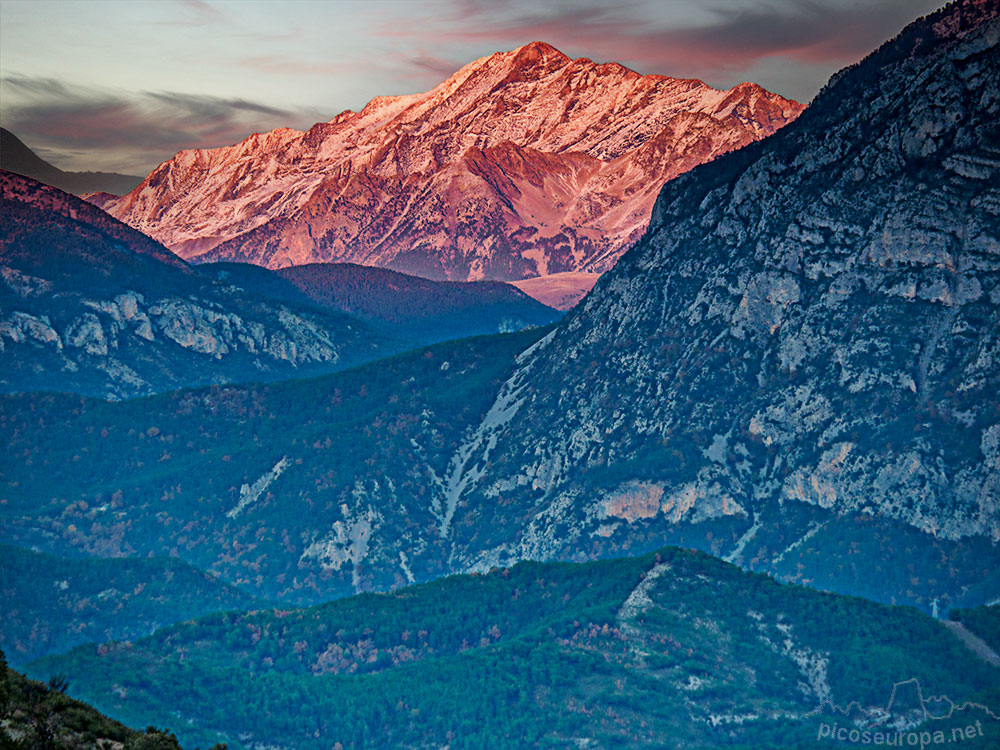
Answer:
[105,42,804,281]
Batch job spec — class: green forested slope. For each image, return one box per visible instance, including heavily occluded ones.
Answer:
[1,327,553,603]
[29,547,1000,750]
[0,647,202,750]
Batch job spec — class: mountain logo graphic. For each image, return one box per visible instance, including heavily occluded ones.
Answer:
[807,677,999,728]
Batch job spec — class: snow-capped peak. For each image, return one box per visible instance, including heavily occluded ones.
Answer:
[105,42,804,279]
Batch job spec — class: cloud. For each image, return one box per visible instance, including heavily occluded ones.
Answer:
[610,0,944,67]
[378,0,942,98]
[0,74,326,174]
[0,0,944,173]
[401,51,468,80]
[163,0,226,27]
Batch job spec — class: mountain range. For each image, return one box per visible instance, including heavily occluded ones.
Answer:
[101,42,803,281]
[1,1,998,612]
[2,0,997,602]
[0,170,396,398]
[1,1,999,746]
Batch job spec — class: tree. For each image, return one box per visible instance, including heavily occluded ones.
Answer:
[125,727,182,750]
[0,648,9,716]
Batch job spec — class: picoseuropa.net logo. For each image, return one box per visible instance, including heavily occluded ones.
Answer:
[808,678,998,748]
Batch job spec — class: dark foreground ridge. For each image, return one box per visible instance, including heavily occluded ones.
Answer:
[0,128,142,197]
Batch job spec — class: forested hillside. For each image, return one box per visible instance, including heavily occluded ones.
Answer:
[0,327,553,603]
[28,548,1000,750]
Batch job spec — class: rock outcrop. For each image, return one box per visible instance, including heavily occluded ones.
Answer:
[0,171,397,398]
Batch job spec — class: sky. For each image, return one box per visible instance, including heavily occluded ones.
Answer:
[0,0,943,175]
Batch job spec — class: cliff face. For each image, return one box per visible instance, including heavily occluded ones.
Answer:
[104,43,802,280]
[435,1,1000,573]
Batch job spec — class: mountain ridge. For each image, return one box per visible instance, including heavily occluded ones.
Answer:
[200,260,562,342]
[433,0,1000,574]
[0,128,142,197]
[0,543,261,667]
[26,546,1000,750]
[2,171,563,397]
[0,170,403,398]
[104,41,803,280]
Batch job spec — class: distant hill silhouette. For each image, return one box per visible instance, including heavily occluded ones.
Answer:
[0,128,141,196]
[200,261,562,344]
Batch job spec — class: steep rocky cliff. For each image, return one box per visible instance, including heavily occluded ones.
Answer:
[437,0,1000,582]
[104,43,802,280]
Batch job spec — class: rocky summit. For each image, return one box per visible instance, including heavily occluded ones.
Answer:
[102,42,802,280]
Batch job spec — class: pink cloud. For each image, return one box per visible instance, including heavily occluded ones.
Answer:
[378,0,943,78]
[0,75,325,173]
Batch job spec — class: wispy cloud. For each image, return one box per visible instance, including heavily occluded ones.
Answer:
[0,75,326,174]
[163,0,226,27]
[608,0,943,67]
[399,51,468,80]
[378,0,942,94]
